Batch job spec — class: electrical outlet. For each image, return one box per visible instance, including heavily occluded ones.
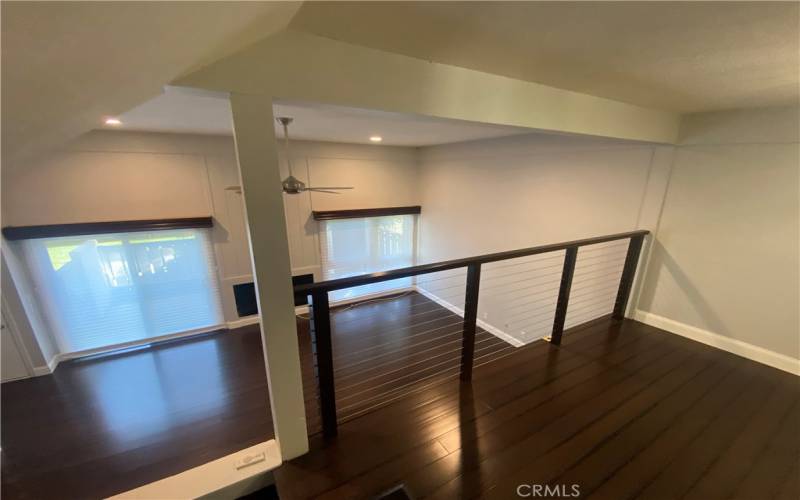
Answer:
[234,452,266,470]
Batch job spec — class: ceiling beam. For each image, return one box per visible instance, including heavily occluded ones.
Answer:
[174,30,680,144]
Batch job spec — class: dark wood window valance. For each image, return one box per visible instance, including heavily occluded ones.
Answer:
[312,206,421,221]
[2,217,214,241]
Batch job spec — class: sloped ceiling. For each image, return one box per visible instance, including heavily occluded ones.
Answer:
[3,1,798,170]
[290,1,800,113]
[1,1,301,168]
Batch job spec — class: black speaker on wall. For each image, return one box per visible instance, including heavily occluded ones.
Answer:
[232,274,314,318]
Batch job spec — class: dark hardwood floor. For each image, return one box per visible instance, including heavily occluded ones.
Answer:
[298,292,514,433]
[1,325,274,500]
[277,304,800,500]
[3,291,798,500]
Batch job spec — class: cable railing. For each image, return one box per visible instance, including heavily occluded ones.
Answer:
[294,230,648,437]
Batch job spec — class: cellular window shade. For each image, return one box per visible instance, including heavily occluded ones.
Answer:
[320,215,415,302]
[22,228,223,354]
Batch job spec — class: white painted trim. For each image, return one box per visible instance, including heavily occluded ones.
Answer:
[1,296,36,378]
[55,324,228,363]
[328,286,416,308]
[109,440,281,499]
[37,324,235,375]
[226,316,261,330]
[476,317,527,348]
[223,274,255,284]
[46,354,60,373]
[31,315,294,375]
[30,352,60,377]
[414,286,524,347]
[633,310,800,376]
[32,364,53,377]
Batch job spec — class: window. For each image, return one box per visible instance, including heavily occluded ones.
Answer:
[320,214,416,302]
[22,228,223,354]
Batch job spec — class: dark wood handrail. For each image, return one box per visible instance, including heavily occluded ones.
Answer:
[295,229,649,294]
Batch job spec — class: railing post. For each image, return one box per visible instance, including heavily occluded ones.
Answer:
[311,290,338,437]
[613,234,645,320]
[460,263,481,381]
[551,246,578,345]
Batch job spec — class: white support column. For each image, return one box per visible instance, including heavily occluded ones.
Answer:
[229,93,309,459]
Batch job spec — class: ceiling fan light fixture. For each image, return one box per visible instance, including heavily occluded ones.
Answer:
[277,116,354,195]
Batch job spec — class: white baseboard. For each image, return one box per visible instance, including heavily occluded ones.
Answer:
[47,354,60,372]
[226,316,261,329]
[327,286,416,308]
[40,323,239,373]
[414,286,524,347]
[32,365,53,377]
[477,318,527,347]
[633,310,800,376]
[30,352,61,377]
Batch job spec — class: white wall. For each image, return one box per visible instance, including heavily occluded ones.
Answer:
[636,106,800,371]
[1,129,420,372]
[415,133,672,343]
[1,249,57,372]
[277,140,420,280]
[2,131,250,328]
[8,108,797,373]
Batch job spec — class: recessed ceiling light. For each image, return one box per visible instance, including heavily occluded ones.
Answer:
[369,135,383,143]
[104,118,122,126]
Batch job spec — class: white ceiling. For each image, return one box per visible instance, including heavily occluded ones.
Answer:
[1,1,301,168]
[291,1,800,113]
[115,88,533,147]
[3,1,798,168]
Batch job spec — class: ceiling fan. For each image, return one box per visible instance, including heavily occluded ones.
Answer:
[277,117,354,195]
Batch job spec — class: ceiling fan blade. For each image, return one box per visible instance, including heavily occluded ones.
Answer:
[304,186,354,190]
[304,188,342,194]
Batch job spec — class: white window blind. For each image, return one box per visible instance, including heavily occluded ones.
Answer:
[22,228,223,354]
[320,214,416,302]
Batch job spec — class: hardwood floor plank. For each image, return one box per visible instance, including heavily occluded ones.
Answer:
[570,357,766,499]
[1,326,273,499]
[432,347,729,499]
[774,458,800,500]
[7,290,795,500]
[729,401,800,500]
[378,336,704,498]
[634,371,794,500]
[280,295,799,500]
[316,328,680,497]
[678,374,799,500]
[276,319,671,498]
